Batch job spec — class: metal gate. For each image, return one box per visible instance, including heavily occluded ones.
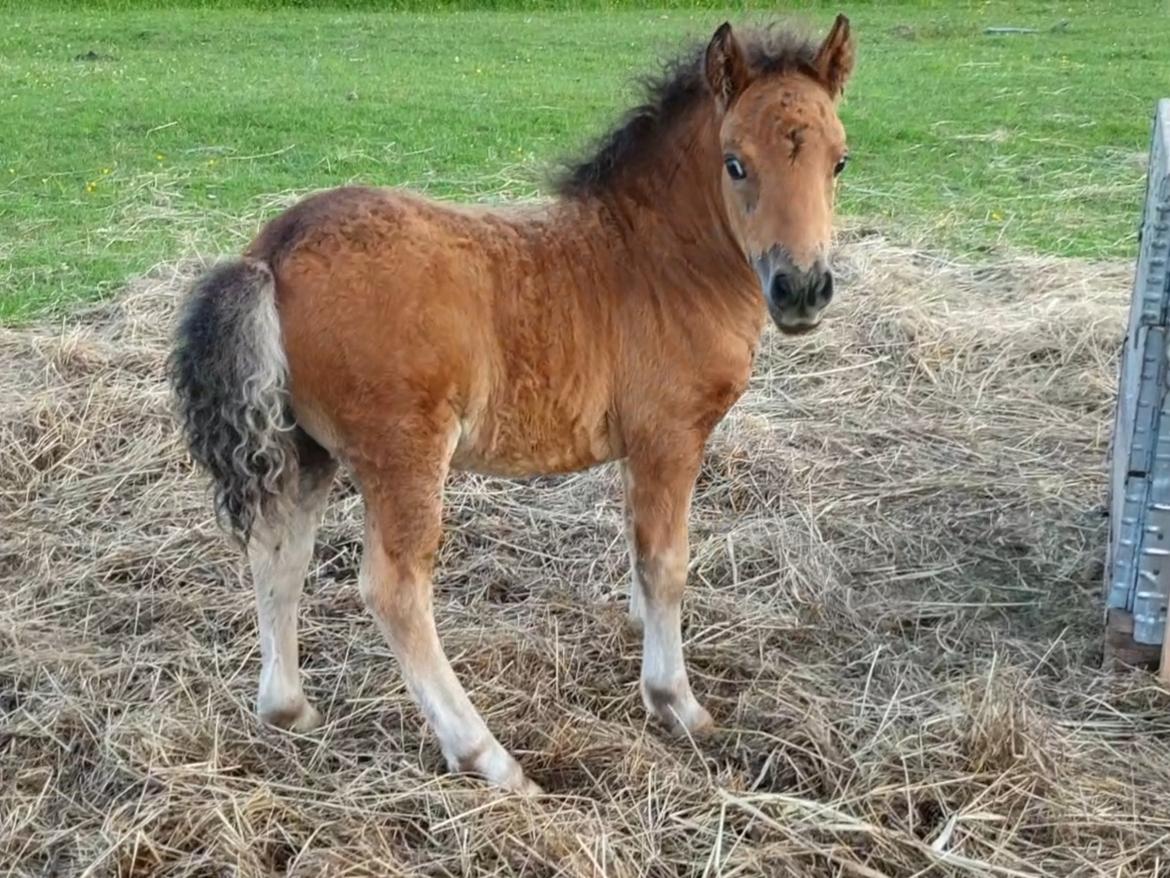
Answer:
[1105,99,1170,673]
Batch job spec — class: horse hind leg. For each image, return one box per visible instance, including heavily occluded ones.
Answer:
[169,257,336,731]
[248,437,337,732]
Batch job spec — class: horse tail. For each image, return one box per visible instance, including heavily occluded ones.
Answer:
[168,258,297,545]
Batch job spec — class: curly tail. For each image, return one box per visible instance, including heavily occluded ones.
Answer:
[169,259,296,544]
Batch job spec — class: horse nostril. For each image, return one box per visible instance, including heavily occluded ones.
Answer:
[813,271,834,307]
[769,272,797,308]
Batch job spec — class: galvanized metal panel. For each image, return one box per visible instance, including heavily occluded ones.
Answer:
[1104,323,1160,613]
[1109,327,1166,612]
[1108,99,1170,646]
[1134,351,1170,641]
[1131,101,1170,330]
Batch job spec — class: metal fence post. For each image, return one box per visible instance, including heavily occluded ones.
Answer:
[1105,99,1170,676]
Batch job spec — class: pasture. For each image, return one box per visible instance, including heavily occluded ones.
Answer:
[4,2,1170,876]
[2,0,1168,318]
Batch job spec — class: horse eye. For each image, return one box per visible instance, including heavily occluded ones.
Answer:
[724,156,747,181]
[834,154,849,177]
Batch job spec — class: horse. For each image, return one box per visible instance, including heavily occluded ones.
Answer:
[169,15,855,793]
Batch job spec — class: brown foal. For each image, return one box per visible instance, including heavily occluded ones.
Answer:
[170,16,855,792]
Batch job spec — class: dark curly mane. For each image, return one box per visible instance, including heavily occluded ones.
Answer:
[554,25,820,199]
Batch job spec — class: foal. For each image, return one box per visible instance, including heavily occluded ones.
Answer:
[171,17,855,792]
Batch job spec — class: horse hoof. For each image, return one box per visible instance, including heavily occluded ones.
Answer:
[259,697,322,733]
[453,742,541,796]
[642,682,714,737]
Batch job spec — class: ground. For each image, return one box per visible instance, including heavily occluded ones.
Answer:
[6,236,1170,876]
[4,2,1170,877]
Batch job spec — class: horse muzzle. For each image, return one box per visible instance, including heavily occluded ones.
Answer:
[754,251,834,335]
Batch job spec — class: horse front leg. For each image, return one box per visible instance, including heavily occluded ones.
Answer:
[621,438,713,736]
[356,419,540,794]
[619,460,646,631]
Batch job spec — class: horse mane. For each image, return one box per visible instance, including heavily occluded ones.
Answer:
[553,25,821,199]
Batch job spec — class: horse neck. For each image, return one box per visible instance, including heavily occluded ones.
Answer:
[574,105,765,340]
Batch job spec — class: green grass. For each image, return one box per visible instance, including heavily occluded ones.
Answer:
[2,1,1169,319]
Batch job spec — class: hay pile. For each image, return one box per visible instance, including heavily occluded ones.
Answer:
[4,233,1170,877]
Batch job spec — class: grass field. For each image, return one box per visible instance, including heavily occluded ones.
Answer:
[2,0,1168,319]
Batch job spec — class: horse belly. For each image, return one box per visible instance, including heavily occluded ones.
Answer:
[452,402,618,478]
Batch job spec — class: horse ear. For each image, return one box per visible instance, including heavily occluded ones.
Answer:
[705,22,750,113]
[813,13,854,98]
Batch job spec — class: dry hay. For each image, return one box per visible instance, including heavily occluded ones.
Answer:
[3,231,1170,877]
